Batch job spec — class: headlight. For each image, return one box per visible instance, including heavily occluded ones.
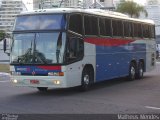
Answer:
[13,79,18,83]
[53,80,61,85]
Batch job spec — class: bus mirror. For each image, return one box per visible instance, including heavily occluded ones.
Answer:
[3,38,10,56]
[3,38,6,52]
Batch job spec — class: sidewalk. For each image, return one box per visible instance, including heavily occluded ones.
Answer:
[0,72,10,81]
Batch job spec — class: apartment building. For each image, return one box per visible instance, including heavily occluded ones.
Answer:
[0,0,27,34]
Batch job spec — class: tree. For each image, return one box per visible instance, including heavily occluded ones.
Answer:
[0,31,5,42]
[116,1,148,18]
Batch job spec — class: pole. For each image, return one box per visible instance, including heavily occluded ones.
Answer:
[94,0,96,8]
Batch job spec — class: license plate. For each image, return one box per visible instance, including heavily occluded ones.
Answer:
[30,80,39,84]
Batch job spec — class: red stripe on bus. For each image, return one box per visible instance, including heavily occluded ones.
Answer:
[84,37,134,46]
[37,66,61,70]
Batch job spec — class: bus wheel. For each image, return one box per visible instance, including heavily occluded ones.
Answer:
[136,62,144,79]
[128,62,136,81]
[80,68,92,91]
[37,87,48,92]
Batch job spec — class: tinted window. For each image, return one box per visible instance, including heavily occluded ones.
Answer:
[112,20,117,36]
[130,22,134,37]
[117,20,123,36]
[15,14,66,30]
[124,21,130,37]
[143,24,149,38]
[105,18,112,36]
[84,16,98,35]
[138,23,142,38]
[134,23,138,37]
[112,19,123,37]
[69,14,82,34]
[99,18,106,36]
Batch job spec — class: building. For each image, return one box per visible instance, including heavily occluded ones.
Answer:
[0,0,27,63]
[33,0,84,9]
[143,0,160,43]
[99,0,114,7]
[0,0,27,34]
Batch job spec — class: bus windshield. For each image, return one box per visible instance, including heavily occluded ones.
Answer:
[14,14,66,30]
[11,32,66,64]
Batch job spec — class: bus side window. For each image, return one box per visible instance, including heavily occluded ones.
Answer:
[69,14,82,35]
[66,37,84,62]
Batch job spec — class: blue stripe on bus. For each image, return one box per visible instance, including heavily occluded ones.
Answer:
[14,66,61,75]
[95,43,146,82]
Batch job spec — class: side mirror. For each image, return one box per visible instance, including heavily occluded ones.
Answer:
[3,38,6,52]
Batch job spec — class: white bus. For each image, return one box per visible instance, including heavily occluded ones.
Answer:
[6,8,156,91]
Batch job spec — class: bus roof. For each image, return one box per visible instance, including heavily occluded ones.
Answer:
[20,8,154,25]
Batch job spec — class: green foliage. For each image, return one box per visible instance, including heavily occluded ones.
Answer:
[116,1,148,18]
[0,31,5,41]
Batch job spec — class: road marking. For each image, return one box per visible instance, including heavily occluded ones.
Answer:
[145,106,160,110]
[0,80,10,83]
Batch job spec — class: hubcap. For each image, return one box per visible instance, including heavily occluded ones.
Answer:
[84,74,89,85]
[139,68,143,77]
[131,66,135,79]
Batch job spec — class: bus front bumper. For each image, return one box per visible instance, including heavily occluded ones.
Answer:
[11,75,67,88]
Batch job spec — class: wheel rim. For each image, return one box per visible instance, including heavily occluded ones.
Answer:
[83,74,89,85]
[131,66,135,79]
[139,67,143,77]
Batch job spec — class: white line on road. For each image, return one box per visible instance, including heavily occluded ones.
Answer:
[0,81,10,83]
[145,106,160,110]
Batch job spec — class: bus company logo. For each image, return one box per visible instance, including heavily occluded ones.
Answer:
[32,71,36,75]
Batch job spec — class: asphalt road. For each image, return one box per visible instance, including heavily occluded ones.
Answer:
[0,63,160,114]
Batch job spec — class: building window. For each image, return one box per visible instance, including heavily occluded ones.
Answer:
[100,0,104,2]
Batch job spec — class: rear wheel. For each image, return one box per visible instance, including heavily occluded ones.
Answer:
[136,62,144,79]
[37,87,48,92]
[80,68,93,91]
[128,62,136,81]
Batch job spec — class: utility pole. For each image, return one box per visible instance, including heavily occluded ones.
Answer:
[94,0,96,8]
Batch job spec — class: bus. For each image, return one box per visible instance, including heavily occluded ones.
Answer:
[5,8,156,91]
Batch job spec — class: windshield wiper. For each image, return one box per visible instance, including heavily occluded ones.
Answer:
[33,33,47,64]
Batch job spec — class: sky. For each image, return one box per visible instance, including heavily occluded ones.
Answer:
[22,0,147,10]
[133,0,147,5]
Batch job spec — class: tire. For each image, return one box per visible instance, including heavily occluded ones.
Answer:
[37,87,48,92]
[136,62,144,79]
[80,68,93,91]
[128,62,136,81]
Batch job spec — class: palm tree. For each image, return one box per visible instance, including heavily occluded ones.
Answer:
[116,1,148,18]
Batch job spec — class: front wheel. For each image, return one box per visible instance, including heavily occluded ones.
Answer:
[37,87,48,92]
[80,68,93,91]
